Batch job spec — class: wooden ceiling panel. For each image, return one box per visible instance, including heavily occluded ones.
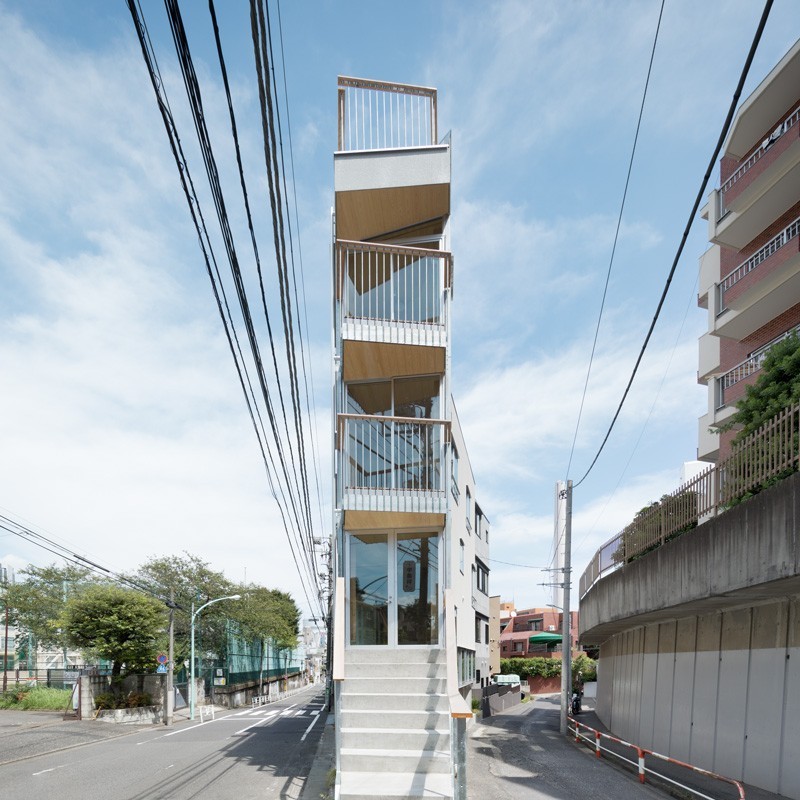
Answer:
[342,340,445,382]
[344,510,446,531]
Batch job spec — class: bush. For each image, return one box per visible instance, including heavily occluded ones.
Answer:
[572,653,597,682]
[94,690,152,710]
[0,685,73,710]
[500,654,598,683]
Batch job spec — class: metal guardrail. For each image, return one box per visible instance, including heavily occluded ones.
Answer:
[717,214,800,312]
[338,76,438,151]
[338,413,447,495]
[337,239,451,336]
[569,717,745,799]
[718,103,800,218]
[580,402,800,597]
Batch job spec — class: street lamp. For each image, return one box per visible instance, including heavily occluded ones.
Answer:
[190,594,241,721]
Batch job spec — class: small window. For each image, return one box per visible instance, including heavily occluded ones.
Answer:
[451,445,460,501]
[465,487,472,531]
[459,539,465,573]
[475,617,482,643]
[475,560,489,595]
[513,641,523,653]
[485,623,490,645]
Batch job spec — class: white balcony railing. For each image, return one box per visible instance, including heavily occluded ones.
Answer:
[718,103,800,218]
[337,76,438,152]
[717,213,800,312]
[337,240,451,346]
[338,414,448,512]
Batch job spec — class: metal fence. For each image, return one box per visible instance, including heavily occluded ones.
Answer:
[337,76,438,151]
[580,402,800,597]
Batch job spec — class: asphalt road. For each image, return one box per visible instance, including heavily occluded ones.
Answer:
[0,684,327,800]
[468,694,668,800]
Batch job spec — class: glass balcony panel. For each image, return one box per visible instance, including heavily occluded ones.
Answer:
[394,375,440,419]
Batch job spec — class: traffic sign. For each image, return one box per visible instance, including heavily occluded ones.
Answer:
[157,653,168,665]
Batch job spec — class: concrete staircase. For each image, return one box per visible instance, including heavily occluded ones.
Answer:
[338,647,454,799]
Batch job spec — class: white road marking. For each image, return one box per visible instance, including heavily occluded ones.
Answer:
[300,711,323,742]
[33,765,65,777]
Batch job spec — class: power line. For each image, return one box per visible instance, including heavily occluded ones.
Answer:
[572,0,775,489]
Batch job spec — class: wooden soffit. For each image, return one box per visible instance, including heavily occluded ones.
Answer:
[342,340,445,382]
[336,183,450,242]
[344,510,446,531]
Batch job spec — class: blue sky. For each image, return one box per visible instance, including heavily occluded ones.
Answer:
[1,1,798,619]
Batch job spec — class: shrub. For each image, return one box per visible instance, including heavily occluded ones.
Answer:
[94,692,117,710]
[0,685,72,710]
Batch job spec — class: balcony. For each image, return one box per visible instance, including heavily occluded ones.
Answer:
[338,414,449,514]
[715,214,800,339]
[336,240,451,349]
[712,104,800,249]
[697,245,720,310]
[697,331,720,383]
[334,77,450,242]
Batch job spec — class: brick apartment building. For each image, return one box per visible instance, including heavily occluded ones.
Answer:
[698,38,800,462]
[499,603,579,659]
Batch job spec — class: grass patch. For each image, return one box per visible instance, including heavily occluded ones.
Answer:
[0,685,73,710]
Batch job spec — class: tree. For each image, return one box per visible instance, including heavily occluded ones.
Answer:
[62,585,166,676]
[5,563,96,653]
[721,332,800,440]
[235,587,300,693]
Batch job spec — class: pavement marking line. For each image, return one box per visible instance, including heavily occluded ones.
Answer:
[300,711,323,742]
[33,765,66,777]
[233,715,278,736]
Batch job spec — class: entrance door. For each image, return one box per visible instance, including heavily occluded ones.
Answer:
[348,531,440,646]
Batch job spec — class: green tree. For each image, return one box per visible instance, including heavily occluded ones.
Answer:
[721,332,800,440]
[5,563,96,653]
[235,587,300,693]
[62,585,166,676]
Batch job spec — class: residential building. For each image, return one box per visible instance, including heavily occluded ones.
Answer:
[498,604,579,659]
[697,38,800,462]
[331,76,488,800]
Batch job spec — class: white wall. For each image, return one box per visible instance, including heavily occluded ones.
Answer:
[596,597,800,798]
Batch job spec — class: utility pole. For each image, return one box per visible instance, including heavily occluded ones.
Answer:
[165,589,175,726]
[2,566,9,693]
[556,480,573,736]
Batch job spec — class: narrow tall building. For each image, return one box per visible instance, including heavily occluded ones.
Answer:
[698,38,800,462]
[331,77,489,800]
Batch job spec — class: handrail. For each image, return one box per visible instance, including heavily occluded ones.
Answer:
[569,717,745,799]
[332,576,345,682]
[337,238,452,262]
[444,589,471,718]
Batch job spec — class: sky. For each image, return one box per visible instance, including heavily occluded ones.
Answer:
[1,0,798,622]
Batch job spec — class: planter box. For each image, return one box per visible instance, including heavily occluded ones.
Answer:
[95,706,162,725]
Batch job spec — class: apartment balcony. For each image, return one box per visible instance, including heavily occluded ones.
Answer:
[336,240,451,351]
[697,331,720,383]
[715,214,800,339]
[697,244,720,310]
[697,412,721,463]
[334,77,450,242]
[338,414,448,515]
[710,104,800,249]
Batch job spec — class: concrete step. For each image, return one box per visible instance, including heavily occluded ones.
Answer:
[340,727,450,751]
[344,647,445,666]
[345,660,447,679]
[339,769,453,799]
[344,677,446,694]
[341,709,448,730]
[340,692,449,712]
[340,747,451,774]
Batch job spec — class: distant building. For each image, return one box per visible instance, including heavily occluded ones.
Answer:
[498,602,579,659]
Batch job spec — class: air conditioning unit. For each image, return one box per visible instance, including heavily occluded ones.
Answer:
[548,625,556,632]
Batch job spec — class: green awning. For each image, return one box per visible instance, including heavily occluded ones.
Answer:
[528,632,562,644]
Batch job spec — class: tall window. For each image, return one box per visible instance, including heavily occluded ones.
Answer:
[451,444,460,500]
[475,560,489,595]
[465,487,472,530]
[459,539,465,573]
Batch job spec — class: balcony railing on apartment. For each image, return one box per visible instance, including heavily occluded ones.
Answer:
[717,213,800,312]
[338,413,449,511]
[718,103,800,219]
[337,240,451,346]
[579,401,800,598]
[716,324,800,408]
[337,76,438,151]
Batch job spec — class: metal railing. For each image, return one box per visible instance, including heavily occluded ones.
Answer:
[580,402,800,597]
[717,213,800,311]
[569,717,745,799]
[338,76,438,151]
[444,589,471,800]
[718,103,800,218]
[716,325,800,407]
[337,240,451,340]
[338,413,447,495]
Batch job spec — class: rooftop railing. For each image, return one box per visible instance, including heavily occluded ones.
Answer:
[717,213,800,312]
[580,402,800,598]
[718,103,800,218]
[337,76,438,151]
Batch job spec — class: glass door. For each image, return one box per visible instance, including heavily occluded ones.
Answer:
[348,531,440,646]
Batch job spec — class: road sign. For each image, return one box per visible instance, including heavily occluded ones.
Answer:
[156,664,167,674]
[157,653,168,665]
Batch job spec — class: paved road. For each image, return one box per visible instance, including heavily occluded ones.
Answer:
[469,694,668,800]
[0,684,327,800]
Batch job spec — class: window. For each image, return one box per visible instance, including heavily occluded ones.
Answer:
[475,505,482,538]
[513,641,523,653]
[529,619,543,632]
[485,623,490,645]
[475,616,482,643]
[475,560,489,595]
[465,487,472,531]
[459,539,465,573]
[451,444,460,501]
